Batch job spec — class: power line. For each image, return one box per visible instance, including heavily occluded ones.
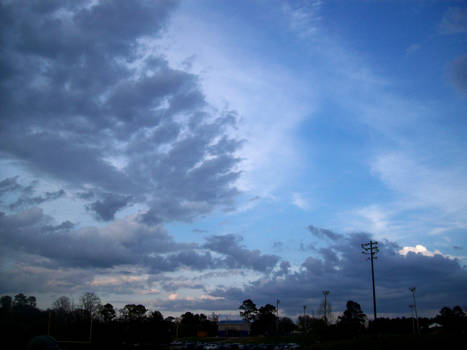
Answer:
[362,240,379,320]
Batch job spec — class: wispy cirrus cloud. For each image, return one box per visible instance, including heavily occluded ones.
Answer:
[282,0,323,39]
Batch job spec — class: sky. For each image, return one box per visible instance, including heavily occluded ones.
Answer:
[1,0,467,320]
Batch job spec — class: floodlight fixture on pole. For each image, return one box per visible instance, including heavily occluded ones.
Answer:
[322,290,330,325]
[409,287,420,335]
[362,240,379,321]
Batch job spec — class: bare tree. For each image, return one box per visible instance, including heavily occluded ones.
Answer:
[79,292,101,317]
[52,296,73,313]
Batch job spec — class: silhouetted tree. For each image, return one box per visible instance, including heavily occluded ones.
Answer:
[99,303,116,323]
[12,293,37,312]
[0,295,12,312]
[149,309,163,322]
[298,314,327,336]
[297,314,312,332]
[436,306,466,333]
[337,300,366,336]
[278,316,297,335]
[179,312,217,337]
[52,296,73,314]
[120,304,147,321]
[79,292,101,317]
[251,304,277,336]
[239,299,258,323]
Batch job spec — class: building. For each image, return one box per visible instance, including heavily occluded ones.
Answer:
[218,320,250,337]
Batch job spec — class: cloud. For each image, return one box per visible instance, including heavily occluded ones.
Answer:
[204,234,280,272]
[205,232,467,316]
[0,208,193,269]
[0,177,65,210]
[88,193,133,221]
[307,225,342,241]
[439,7,467,34]
[449,54,467,95]
[9,189,65,210]
[0,208,279,295]
[0,0,241,226]
[0,176,21,194]
[282,0,323,39]
[371,153,467,217]
[292,192,310,210]
[399,245,443,258]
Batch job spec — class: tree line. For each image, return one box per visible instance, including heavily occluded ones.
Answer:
[0,292,217,349]
[1,293,466,349]
[239,298,467,339]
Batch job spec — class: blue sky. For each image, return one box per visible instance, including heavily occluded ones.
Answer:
[1,0,467,319]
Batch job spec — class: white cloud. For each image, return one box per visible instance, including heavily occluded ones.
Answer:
[282,0,323,39]
[399,244,441,257]
[372,153,467,217]
[354,205,390,234]
[292,192,310,210]
[155,8,316,200]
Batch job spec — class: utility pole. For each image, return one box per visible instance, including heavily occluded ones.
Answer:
[322,290,330,325]
[409,287,420,335]
[303,305,307,333]
[362,240,379,321]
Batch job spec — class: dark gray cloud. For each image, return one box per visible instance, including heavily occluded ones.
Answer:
[88,193,133,221]
[0,0,241,223]
[0,176,21,194]
[0,0,245,298]
[9,189,65,210]
[194,232,467,317]
[307,225,342,241]
[450,54,467,95]
[204,234,280,272]
[0,208,192,269]
[0,208,278,286]
[0,176,65,209]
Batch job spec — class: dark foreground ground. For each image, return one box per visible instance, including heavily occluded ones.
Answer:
[22,333,463,350]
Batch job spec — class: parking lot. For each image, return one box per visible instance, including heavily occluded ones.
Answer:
[170,341,301,350]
